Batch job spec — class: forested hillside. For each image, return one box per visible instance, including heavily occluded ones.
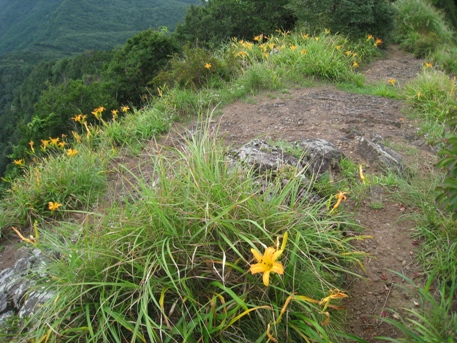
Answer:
[0,0,199,56]
[0,0,199,180]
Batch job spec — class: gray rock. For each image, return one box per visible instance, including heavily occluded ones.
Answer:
[0,246,54,320]
[295,138,345,175]
[232,139,300,173]
[357,137,405,174]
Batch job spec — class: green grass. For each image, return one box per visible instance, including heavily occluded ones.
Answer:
[18,126,364,342]
[393,0,454,57]
[0,143,108,227]
[377,273,457,343]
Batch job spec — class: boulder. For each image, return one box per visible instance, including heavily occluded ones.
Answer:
[295,138,345,175]
[357,137,405,174]
[0,246,53,321]
[231,139,300,173]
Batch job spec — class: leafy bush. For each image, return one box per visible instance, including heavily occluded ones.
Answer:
[174,0,295,46]
[287,0,396,40]
[152,45,236,90]
[104,29,181,106]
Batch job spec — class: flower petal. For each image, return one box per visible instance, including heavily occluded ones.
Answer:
[271,262,284,275]
[272,249,283,262]
[250,263,266,274]
[251,248,263,263]
[264,247,276,260]
[263,270,271,287]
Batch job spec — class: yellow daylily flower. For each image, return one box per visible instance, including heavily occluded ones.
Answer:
[92,111,101,121]
[204,63,212,69]
[40,139,50,149]
[330,191,348,213]
[49,137,59,145]
[253,34,263,42]
[388,78,396,86]
[367,34,374,41]
[48,201,62,212]
[375,38,383,47]
[66,148,78,157]
[319,289,349,311]
[425,62,432,68]
[353,61,359,68]
[121,105,130,113]
[359,164,366,184]
[13,159,25,166]
[250,232,288,286]
[72,131,82,143]
[29,141,35,153]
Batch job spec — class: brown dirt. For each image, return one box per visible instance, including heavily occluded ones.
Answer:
[0,46,436,341]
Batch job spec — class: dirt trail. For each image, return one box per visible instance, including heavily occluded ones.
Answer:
[0,46,435,341]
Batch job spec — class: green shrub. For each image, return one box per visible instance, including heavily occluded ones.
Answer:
[287,0,396,40]
[152,45,236,90]
[104,29,180,106]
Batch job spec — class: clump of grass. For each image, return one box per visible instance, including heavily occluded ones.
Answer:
[20,125,365,342]
[431,45,457,75]
[393,0,454,57]
[378,273,457,343]
[0,143,108,226]
[402,67,457,141]
[104,107,172,148]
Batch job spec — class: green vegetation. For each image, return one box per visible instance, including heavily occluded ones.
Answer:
[393,0,455,58]
[0,0,200,56]
[1,0,457,342]
[287,0,396,40]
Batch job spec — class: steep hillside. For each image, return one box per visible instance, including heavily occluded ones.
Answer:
[0,0,199,56]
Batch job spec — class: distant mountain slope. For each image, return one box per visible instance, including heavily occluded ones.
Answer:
[0,0,200,56]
